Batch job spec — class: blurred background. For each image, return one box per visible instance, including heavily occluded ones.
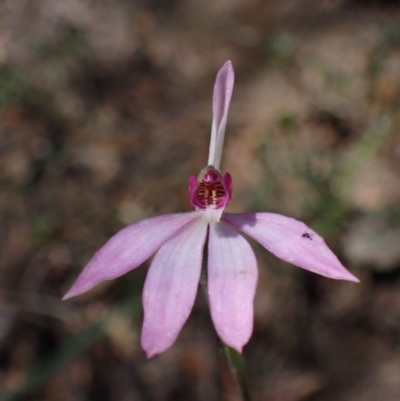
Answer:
[1,0,400,400]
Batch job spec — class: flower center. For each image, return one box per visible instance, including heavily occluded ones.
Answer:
[196,175,225,209]
[189,166,232,222]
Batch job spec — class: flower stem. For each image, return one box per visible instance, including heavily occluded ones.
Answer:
[223,344,252,401]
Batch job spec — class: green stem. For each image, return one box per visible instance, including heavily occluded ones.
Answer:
[223,345,252,401]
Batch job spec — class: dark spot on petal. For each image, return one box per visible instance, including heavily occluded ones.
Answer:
[302,232,313,240]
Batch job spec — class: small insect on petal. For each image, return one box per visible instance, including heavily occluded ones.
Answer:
[223,212,359,282]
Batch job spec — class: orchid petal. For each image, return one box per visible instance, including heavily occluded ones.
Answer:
[63,212,199,299]
[141,217,208,357]
[208,221,258,352]
[208,60,235,170]
[223,213,359,282]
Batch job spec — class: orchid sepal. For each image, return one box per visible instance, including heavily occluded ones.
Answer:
[222,212,359,283]
[208,221,258,352]
[141,218,208,357]
[208,60,234,170]
[62,212,199,300]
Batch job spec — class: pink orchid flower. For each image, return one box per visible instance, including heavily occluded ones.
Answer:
[63,61,358,358]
